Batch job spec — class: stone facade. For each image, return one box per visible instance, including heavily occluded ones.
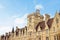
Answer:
[0,9,60,40]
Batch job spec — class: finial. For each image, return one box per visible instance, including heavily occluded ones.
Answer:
[36,9,40,13]
[35,5,40,13]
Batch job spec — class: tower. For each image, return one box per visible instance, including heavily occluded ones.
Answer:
[27,9,44,32]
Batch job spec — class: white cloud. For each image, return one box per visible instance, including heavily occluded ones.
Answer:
[14,14,28,28]
[35,4,44,10]
[0,13,28,35]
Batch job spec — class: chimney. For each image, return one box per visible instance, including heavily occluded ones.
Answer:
[45,14,50,22]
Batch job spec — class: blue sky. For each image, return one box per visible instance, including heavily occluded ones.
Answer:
[0,0,60,35]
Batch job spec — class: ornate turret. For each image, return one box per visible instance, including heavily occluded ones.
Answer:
[27,9,44,32]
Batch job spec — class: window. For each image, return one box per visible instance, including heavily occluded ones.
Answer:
[59,36,60,40]
[23,30,24,35]
[46,37,49,40]
[39,38,41,40]
[54,35,57,40]
[57,35,58,40]
[30,31,32,36]
[26,27,27,35]
[53,27,55,32]
[12,28,14,33]
[16,30,19,36]
[46,29,48,34]
[56,35,60,40]
[16,31,18,36]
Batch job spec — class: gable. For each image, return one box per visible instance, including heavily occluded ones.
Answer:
[35,21,46,31]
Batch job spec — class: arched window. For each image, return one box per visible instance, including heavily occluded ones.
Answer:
[16,31,18,36]
[46,37,49,40]
[46,29,48,34]
[39,37,41,40]
[54,35,56,40]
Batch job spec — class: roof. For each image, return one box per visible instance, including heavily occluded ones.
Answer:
[35,18,54,31]
[35,21,45,31]
[47,18,54,28]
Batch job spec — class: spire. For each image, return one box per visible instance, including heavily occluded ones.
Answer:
[12,27,14,33]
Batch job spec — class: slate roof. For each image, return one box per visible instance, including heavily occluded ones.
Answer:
[35,18,54,31]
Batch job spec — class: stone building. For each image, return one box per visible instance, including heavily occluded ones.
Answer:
[0,9,60,40]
